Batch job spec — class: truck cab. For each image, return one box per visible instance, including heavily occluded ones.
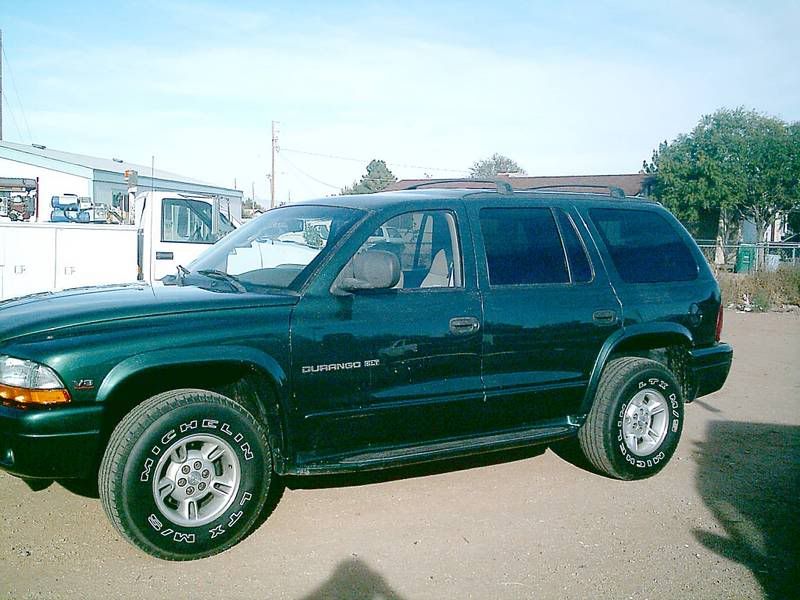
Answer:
[0,191,239,300]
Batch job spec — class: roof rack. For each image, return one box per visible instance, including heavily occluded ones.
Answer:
[519,184,627,198]
[403,179,514,194]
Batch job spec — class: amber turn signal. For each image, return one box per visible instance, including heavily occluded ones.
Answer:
[0,383,71,406]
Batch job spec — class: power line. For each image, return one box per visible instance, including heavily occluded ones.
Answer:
[280,147,466,174]
[1,44,33,143]
[281,154,406,194]
[279,153,342,190]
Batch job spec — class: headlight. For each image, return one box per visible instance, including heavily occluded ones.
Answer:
[0,355,71,406]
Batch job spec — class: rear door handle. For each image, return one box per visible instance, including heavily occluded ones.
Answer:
[449,316,480,335]
[592,309,617,324]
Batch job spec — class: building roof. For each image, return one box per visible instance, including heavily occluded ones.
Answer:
[388,173,652,196]
[0,140,238,193]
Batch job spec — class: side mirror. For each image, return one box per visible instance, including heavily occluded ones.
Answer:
[334,250,400,293]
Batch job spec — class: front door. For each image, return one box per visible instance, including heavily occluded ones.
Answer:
[144,195,235,281]
[290,207,484,463]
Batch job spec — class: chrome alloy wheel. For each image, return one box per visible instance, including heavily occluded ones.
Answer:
[621,388,669,456]
[152,434,241,527]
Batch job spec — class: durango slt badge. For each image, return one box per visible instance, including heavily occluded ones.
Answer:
[302,359,380,374]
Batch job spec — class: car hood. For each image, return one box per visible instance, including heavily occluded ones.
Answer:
[0,283,298,342]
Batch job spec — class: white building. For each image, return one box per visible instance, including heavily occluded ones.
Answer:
[0,140,242,221]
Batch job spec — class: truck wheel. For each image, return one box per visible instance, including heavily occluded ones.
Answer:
[578,357,683,480]
[99,389,272,560]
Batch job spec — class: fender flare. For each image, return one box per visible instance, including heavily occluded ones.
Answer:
[96,345,290,463]
[580,322,693,414]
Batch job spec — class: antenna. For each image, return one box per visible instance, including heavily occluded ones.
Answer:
[271,121,279,209]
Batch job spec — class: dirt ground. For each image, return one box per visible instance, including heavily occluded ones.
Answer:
[1,311,798,599]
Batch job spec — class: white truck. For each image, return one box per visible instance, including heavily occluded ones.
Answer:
[0,191,237,300]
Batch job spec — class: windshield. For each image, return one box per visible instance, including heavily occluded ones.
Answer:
[186,205,363,291]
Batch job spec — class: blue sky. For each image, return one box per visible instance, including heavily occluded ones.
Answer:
[2,0,798,202]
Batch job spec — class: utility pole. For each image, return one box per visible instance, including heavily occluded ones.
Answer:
[1,29,4,141]
[270,120,279,209]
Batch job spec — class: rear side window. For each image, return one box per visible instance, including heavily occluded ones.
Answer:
[480,208,569,285]
[555,210,592,283]
[590,208,698,283]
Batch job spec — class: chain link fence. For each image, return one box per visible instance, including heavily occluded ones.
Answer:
[695,240,800,272]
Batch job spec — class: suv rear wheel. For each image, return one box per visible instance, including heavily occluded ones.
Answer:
[99,389,272,560]
[578,357,684,480]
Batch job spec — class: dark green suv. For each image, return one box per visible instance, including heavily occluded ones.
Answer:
[0,186,732,560]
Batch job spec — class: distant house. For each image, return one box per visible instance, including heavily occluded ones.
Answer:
[388,173,653,196]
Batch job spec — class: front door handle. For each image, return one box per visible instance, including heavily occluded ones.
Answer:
[449,316,480,335]
[592,309,618,324]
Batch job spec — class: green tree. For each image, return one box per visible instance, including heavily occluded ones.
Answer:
[469,153,526,178]
[646,108,800,255]
[341,159,397,195]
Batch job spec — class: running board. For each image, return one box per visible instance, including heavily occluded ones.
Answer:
[289,422,580,475]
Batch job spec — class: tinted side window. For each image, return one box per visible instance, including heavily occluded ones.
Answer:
[480,208,569,285]
[590,208,698,283]
[555,209,592,283]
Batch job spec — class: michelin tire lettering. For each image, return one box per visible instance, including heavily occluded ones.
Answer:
[139,418,255,485]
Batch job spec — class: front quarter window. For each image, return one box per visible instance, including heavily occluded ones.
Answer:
[187,205,362,291]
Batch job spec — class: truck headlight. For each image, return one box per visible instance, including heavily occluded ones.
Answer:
[0,355,71,406]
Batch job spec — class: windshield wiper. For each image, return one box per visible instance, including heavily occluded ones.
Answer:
[196,269,247,293]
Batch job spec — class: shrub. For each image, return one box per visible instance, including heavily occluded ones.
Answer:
[717,266,800,311]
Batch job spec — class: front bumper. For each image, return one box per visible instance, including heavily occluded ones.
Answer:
[0,403,104,479]
[688,342,733,400]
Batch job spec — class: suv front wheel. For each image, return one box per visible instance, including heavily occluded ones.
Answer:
[578,357,684,480]
[99,389,272,560]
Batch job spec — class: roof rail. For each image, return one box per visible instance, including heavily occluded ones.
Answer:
[403,179,514,194]
[519,184,627,198]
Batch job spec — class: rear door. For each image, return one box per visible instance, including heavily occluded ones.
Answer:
[290,205,485,462]
[584,206,717,344]
[469,200,622,431]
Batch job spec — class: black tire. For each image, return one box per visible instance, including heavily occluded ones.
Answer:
[578,357,684,480]
[99,389,272,560]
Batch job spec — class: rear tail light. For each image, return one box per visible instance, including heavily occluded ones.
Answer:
[715,303,724,342]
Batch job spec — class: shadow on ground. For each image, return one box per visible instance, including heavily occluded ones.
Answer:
[693,421,799,600]
[300,557,405,600]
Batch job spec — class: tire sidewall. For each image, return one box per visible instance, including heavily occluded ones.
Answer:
[607,366,683,478]
[118,399,269,559]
